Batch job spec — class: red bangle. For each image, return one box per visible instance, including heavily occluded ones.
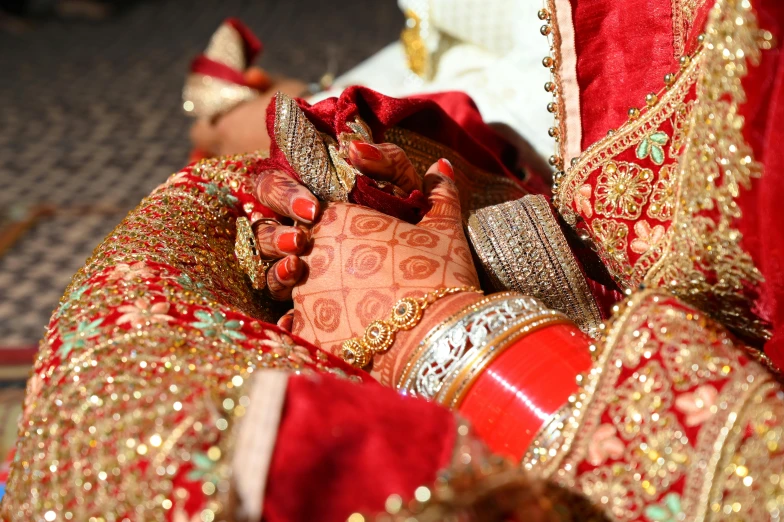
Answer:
[458,323,592,459]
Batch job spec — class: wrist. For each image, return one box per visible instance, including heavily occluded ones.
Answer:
[370,291,485,386]
[395,293,575,406]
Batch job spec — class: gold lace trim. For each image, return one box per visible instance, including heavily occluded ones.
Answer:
[523,289,784,520]
[554,0,769,341]
[672,0,710,58]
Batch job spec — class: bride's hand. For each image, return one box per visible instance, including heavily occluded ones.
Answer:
[250,141,434,322]
[290,159,482,382]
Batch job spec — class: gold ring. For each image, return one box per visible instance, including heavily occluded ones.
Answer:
[251,217,283,232]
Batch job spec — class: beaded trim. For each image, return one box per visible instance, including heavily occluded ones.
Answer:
[467,195,602,336]
[397,293,570,408]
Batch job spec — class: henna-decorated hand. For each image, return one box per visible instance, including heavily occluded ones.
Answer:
[289,159,483,384]
[251,141,437,327]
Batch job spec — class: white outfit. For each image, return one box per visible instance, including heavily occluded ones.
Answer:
[310,0,554,160]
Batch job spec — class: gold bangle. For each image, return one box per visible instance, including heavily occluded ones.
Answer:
[235,216,274,291]
[340,286,482,368]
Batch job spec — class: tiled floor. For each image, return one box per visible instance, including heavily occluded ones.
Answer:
[0,0,402,350]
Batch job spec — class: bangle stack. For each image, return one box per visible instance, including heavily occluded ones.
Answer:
[397,292,570,408]
[341,286,481,368]
[467,195,602,336]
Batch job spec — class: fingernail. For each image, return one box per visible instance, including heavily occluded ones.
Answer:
[292,198,317,222]
[276,257,298,281]
[277,231,300,253]
[279,313,293,331]
[353,142,384,161]
[437,158,455,181]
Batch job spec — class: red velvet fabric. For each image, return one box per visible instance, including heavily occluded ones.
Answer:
[264,374,456,522]
[263,87,534,223]
[570,0,716,150]
[736,0,784,367]
[571,0,676,149]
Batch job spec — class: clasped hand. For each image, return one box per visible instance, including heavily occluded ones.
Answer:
[251,141,481,378]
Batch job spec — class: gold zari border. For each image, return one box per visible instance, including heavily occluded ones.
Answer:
[553,0,769,341]
[523,289,784,521]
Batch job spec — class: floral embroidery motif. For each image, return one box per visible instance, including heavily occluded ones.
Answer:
[574,184,593,218]
[117,298,174,329]
[643,3,766,341]
[186,451,219,484]
[631,221,666,254]
[644,493,683,522]
[260,330,314,365]
[595,161,653,220]
[674,384,717,426]
[591,219,630,279]
[524,289,784,522]
[201,181,239,207]
[587,424,625,465]
[106,261,155,281]
[191,310,246,342]
[636,131,669,165]
[554,0,766,341]
[54,283,90,318]
[646,164,677,221]
[58,318,104,358]
[175,273,216,299]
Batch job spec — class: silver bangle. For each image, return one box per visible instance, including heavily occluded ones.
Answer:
[396,293,570,409]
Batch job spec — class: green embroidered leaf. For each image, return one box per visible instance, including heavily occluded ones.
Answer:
[636,139,650,160]
[650,131,669,145]
[651,145,665,165]
[193,310,211,322]
[192,452,215,471]
[664,494,682,514]
[644,506,670,521]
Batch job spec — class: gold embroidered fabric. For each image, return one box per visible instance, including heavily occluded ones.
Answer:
[553,0,769,341]
[273,93,359,202]
[523,290,784,521]
[358,416,610,521]
[0,154,359,521]
[467,195,602,335]
[671,0,710,57]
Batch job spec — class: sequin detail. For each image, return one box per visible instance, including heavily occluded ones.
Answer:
[0,154,362,521]
[554,0,769,341]
[524,290,784,521]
